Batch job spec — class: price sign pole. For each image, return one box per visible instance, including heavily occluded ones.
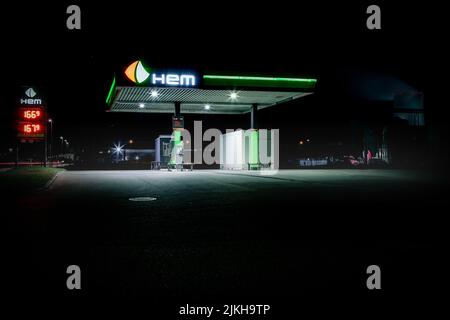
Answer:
[44,110,47,167]
[16,87,47,166]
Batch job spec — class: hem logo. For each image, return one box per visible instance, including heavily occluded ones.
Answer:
[124,60,197,87]
[151,73,196,87]
[21,88,42,105]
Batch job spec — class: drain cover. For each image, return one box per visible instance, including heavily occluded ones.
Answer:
[129,197,157,202]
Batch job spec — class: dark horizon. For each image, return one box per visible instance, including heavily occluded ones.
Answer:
[1,1,448,165]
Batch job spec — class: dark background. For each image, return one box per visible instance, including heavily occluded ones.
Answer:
[2,0,449,314]
[2,1,448,166]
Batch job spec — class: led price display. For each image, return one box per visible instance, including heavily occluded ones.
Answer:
[17,107,46,139]
[18,122,45,137]
[23,109,42,119]
[18,107,44,121]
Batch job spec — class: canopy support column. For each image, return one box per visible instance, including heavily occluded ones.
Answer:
[170,101,183,169]
[174,101,181,117]
[251,104,258,129]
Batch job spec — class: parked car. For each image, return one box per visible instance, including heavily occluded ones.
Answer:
[330,155,360,168]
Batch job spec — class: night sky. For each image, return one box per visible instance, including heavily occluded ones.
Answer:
[2,1,448,161]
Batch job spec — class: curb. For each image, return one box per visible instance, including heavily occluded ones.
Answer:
[38,171,62,192]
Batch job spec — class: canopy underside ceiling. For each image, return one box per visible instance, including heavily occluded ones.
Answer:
[109,87,312,114]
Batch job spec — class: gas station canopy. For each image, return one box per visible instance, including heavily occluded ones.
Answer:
[106,61,317,115]
[104,60,318,170]
[110,87,313,114]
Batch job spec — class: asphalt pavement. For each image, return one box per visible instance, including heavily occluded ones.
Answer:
[6,169,447,300]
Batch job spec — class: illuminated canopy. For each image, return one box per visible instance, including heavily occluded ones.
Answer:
[106,61,317,114]
[110,87,312,114]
